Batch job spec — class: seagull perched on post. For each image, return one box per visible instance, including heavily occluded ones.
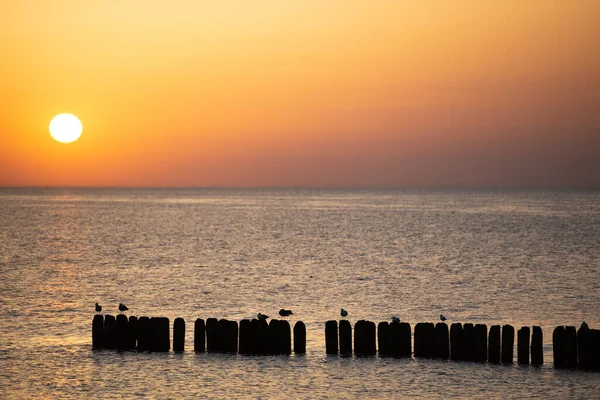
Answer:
[439,314,447,322]
[95,303,102,314]
[340,308,348,318]
[257,313,269,321]
[118,303,129,314]
[391,316,400,323]
[279,309,293,318]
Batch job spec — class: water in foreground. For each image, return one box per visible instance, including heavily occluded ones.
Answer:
[1,188,599,398]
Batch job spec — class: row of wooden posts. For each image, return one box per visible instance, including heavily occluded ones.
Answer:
[92,316,599,370]
[92,315,306,354]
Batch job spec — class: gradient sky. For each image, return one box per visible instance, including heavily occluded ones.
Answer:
[1,1,599,188]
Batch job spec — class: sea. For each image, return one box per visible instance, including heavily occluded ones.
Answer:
[1,188,599,399]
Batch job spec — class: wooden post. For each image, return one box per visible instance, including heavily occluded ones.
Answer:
[501,324,514,364]
[463,323,475,361]
[450,323,463,361]
[239,319,252,355]
[279,320,291,355]
[227,320,239,354]
[474,324,487,362]
[591,329,600,370]
[414,323,425,358]
[268,319,281,355]
[92,315,104,349]
[194,318,205,352]
[116,314,129,350]
[553,326,566,367]
[339,320,352,356]
[137,316,150,351]
[173,317,185,352]
[128,316,138,350]
[104,315,117,350]
[488,325,501,363]
[389,321,401,357]
[149,317,160,351]
[434,323,449,359]
[293,321,306,354]
[531,326,543,365]
[325,320,338,355]
[254,319,269,355]
[206,318,218,352]
[159,317,170,351]
[399,322,411,357]
[565,326,578,367]
[365,321,377,356]
[517,326,530,364]
[378,322,391,356]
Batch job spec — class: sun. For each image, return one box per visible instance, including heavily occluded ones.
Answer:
[49,113,83,143]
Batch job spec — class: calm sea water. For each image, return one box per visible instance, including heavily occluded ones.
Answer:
[1,188,599,399]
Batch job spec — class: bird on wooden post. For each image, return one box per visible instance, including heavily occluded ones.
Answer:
[118,303,129,314]
[340,308,348,318]
[440,314,447,322]
[391,316,400,323]
[257,313,269,321]
[279,309,293,319]
[95,303,102,314]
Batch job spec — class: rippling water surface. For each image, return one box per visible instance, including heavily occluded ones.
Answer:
[1,188,599,398]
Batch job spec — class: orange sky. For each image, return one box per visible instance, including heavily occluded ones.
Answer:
[1,1,599,188]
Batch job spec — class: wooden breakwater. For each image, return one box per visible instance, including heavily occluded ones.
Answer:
[92,315,306,355]
[324,320,600,370]
[92,316,600,370]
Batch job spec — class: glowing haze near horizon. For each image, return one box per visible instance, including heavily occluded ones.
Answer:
[1,1,599,188]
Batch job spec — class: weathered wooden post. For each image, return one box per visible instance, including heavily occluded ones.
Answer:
[173,317,185,352]
[501,324,514,364]
[279,320,291,355]
[399,322,411,357]
[488,325,501,363]
[239,319,252,355]
[206,318,218,352]
[553,326,566,367]
[325,320,338,355]
[531,326,543,365]
[591,329,600,370]
[254,319,269,355]
[339,320,352,356]
[293,321,306,354]
[450,323,463,361]
[116,314,129,350]
[378,322,391,356]
[128,316,138,350]
[565,326,578,367]
[104,315,117,350]
[474,324,487,362]
[227,320,239,353]
[268,319,281,355]
[92,315,104,349]
[159,317,170,352]
[517,326,530,364]
[434,323,449,359]
[149,317,161,351]
[137,316,150,351]
[194,318,205,352]
[365,321,377,356]
[463,323,475,361]
[414,323,425,358]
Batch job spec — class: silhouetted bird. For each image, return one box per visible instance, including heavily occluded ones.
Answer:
[581,321,589,329]
[257,313,269,321]
[340,308,348,318]
[119,303,129,313]
[440,314,447,322]
[391,316,400,323]
[95,303,102,314]
[279,309,293,318]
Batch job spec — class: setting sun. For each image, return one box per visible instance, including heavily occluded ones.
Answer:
[49,113,82,144]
